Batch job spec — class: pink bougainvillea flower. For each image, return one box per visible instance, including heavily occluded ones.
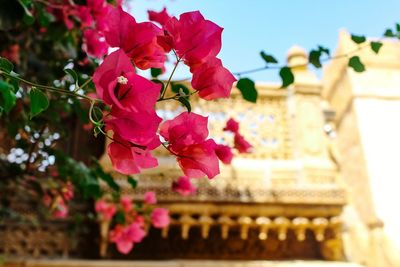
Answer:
[109,222,146,254]
[223,118,239,133]
[93,49,161,112]
[172,176,196,196]
[106,109,161,147]
[177,139,220,179]
[215,144,233,164]
[95,199,117,221]
[104,7,166,69]
[150,208,170,228]
[53,198,68,219]
[191,58,236,100]
[159,11,223,68]
[160,112,209,152]
[160,112,220,178]
[93,49,134,105]
[76,6,94,28]
[134,215,145,227]
[148,7,171,26]
[86,0,111,27]
[120,196,132,213]
[107,134,158,175]
[82,29,109,58]
[62,182,74,201]
[234,133,252,154]
[61,5,78,30]
[143,191,157,205]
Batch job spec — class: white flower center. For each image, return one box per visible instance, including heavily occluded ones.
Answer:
[117,75,128,85]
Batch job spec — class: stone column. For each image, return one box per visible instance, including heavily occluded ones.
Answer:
[322,30,400,266]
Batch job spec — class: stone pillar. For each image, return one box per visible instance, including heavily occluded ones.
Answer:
[323,30,400,266]
[287,45,338,185]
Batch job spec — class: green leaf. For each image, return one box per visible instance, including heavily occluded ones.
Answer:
[0,57,13,73]
[135,202,143,209]
[64,68,79,86]
[348,56,365,72]
[114,211,126,224]
[9,78,19,93]
[370,41,383,54]
[151,68,163,78]
[279,67,295,88]
[95,168,120,192]
[318,46,330,56]
[54,152,102,200]
[236,78,258,103]
[384,29,395,37]
[178,96,191,112]
[37,6,55,27]
[29,88,49,119]
[83,176,101,199]
[309,46,330,68]
[92,160,120,192]
[17,0,34,25]
[351,34,366,44]
[0,80,17,113]
[127,176,137,188]
[309,50,322,68]
[396,23,400,32]
[260,51,278,64]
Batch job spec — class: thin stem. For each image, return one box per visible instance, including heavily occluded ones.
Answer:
[161,142,180,157]
[0,71,101,102]
[88,101,99,126]
[159,50,181,100]
[173,41,374,80]
[34,0,64,9]
[161,142,192,159]
[157,90,199,102]
[233,66,269,77]
[157,94,179,102]
[74,77,93,93]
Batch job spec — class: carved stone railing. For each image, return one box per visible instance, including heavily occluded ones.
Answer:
[98,69,346,260]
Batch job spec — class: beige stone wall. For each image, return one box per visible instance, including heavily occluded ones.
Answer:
[323,30,400,266]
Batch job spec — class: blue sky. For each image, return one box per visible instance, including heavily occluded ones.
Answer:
[130,0,400,82]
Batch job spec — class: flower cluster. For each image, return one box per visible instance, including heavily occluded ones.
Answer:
[224,118,253,153]
[48,0,122,58]
[42,180,74,219]
[88,6,253,200]
[90,7,240,181]
[95,191,169,254]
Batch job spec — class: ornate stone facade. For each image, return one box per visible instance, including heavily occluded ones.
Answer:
[3,31,400,267]
[95,45,346,262]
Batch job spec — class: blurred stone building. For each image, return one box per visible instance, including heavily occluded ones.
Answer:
[2,31,400,267]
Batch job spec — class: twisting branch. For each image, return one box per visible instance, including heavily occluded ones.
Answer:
[0,71,101,102]
[232,41,373,77]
